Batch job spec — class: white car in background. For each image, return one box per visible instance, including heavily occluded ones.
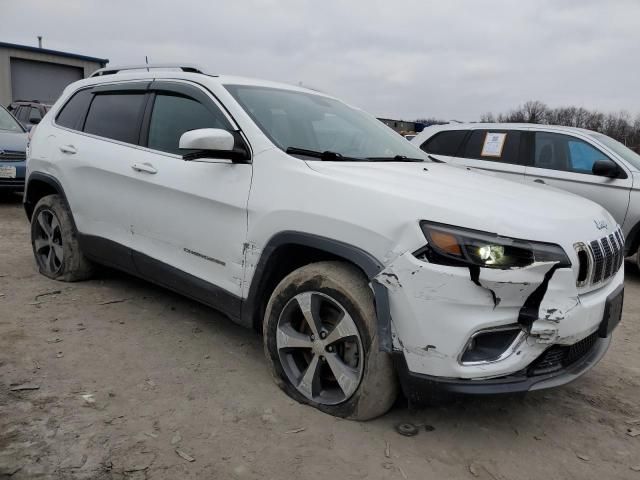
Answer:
[24,66,624,419]
[413,123,640,268]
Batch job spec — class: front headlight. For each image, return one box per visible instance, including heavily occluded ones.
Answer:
[418,221,571,269]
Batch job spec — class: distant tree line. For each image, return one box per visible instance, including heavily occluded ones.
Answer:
[479,100,640,150]
[414,102,639,150]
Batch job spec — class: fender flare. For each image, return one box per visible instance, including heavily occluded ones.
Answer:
[242,231,393,352]
[24,172,69,220]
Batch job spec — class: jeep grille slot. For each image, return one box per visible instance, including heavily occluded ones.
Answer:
[576,228,624,287]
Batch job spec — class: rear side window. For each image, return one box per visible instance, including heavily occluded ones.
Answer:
[147,93,231,154]
[462,130,523,164]
[84,93,146,144]
[56,89,93,130]
[420,130,467,156]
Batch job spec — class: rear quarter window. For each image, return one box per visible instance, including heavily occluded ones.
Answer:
[420,130,467,156]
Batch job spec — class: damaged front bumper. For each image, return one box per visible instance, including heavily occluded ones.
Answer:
[376,250,623,398]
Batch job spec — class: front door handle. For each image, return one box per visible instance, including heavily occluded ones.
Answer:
[131,162,158,174]
[59,144,77,155]
[533,178,546,184]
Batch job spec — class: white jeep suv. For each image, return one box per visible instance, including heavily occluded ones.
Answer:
[25,65,624,419]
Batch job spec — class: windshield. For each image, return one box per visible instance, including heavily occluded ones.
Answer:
[589,132,640,171]
[0,106,24,133]
[224,85,428,161]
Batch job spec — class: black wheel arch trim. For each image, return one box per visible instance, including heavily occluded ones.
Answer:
[24,172,74,225]
[242,231,393,352]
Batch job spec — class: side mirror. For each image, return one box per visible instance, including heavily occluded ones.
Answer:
[179,128,234,152]
[592,159,620,178]
[179,128,250,163]
[30,117,41,125]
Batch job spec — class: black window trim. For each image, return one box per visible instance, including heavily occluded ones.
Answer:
[52,79,252,161]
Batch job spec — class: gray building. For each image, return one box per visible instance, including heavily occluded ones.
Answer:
[0,41,108,107]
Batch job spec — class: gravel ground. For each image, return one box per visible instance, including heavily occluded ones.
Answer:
[1,194,639,480]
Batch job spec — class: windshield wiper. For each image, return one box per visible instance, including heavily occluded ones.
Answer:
[285,147,361,161]
[366,155,424,162]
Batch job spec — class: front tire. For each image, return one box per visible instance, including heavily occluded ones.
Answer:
[30,194,94,281]
[263,261,397,420]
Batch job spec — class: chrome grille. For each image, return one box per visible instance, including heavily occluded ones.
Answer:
[0,150,26,161]
[575,228,624,287]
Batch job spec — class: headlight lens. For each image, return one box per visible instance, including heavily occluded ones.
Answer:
[418,221,571,269]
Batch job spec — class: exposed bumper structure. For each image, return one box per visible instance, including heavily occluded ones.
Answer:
[376,250,623,400]
[393,334,611,403]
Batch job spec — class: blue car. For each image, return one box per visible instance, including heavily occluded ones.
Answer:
[0,105,27,193]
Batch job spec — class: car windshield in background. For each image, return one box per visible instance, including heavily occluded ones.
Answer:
[590,132,640,171]
[224,85,428,162]
[0,107,24,133]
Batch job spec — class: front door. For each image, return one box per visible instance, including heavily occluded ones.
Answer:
[126,81,252,301]
[524,131,632,227]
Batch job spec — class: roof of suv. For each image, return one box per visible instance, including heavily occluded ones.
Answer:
[423,122,597,137]
[72,65,333,100]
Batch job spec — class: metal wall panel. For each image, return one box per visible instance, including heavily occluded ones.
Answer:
[10,57,83,103]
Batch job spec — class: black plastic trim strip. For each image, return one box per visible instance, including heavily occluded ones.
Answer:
[76,234,242,321]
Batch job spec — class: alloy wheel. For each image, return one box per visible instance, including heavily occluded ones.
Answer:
[33,209,64,275]
[276,291,364,405]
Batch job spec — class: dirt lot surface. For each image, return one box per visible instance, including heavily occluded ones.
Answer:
[1,195,639,480]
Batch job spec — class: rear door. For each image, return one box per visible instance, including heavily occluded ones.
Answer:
[524,131,632,227]
[126,80,252,301]
[447,129,528,183]
[53,82,151,270]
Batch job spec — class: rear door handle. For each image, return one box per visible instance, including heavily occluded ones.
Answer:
[131,162,157,174]
[59,144,77,154]
[533,178,546,184]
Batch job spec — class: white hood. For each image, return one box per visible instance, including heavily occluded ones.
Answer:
[305,161,617,247]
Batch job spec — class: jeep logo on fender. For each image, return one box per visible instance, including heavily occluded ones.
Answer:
[594,219,608,230]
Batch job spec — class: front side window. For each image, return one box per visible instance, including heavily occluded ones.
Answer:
[588,132,640,171]
[0,106,24,133]
[83,93,146,144]
[224,85,428,161]
[56,89,93,130]
[462,130,522,164]
[534,132,609,174]
[147,93,231,154]
[420,130,467,156]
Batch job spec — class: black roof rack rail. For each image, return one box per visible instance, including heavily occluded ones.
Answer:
[89,64,207,78]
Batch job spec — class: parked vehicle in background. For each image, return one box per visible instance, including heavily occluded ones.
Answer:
[24,66,624,419]
[0,105,27,194]
[8,100,51,130]
[413,123,640,268]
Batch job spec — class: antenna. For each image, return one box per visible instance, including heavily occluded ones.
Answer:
[145,56,149,72]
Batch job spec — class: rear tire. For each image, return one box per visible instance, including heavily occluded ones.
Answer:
[263,261,397,420]
[30,194,94,281]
